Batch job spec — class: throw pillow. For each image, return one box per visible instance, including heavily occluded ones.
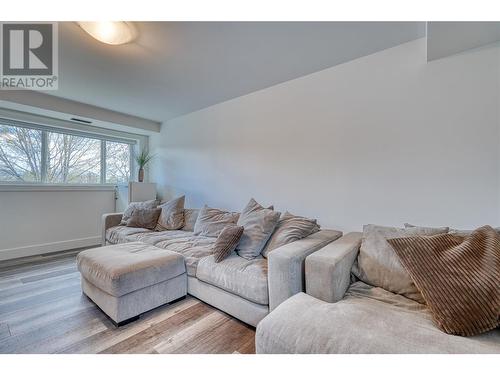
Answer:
[405,223,500,236]
[353,224,449,303]
[236,198,281,260]
[262,211,321,258]
[182,208,200,231]
[120,199,159,225]
[156,196,185,231]
[193,205,240,237]
[404,223,450,232]
[126,207,162,230]
[212,225,244,263]
[387,226,500,336]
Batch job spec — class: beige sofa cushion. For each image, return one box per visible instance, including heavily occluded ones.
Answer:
[353,224,448,303]
[193,205,239,237]
[156,196,185,231]
[126,208,161,230]
[236,198,281,260]
[77,242,186,297]
[196,252,269,305]
[262,211,320,258]
[120,199,159,225]
[105,228,216,276]
[106,226,153,244]
[144,231,216,276]
[256,282,500,354]
[182,208,200,231]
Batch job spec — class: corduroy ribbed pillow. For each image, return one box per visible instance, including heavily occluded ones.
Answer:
[212,225,244,263]
[387,226,500,337]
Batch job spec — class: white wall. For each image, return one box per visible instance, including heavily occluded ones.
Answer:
[150,38,500,232]
[0,188,115,260]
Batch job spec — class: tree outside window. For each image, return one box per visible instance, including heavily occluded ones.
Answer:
[0,123,134,184]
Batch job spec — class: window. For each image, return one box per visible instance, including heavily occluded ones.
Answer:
[105,141,131,184]
[47,131,102,184]
[0,119,136,185]
[0,125,43,182]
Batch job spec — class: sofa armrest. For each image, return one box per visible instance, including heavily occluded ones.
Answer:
[267,229,342,311]
[101,213,123,246]
[305,232,362,303]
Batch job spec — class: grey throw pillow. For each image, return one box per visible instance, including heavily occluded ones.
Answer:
[236,198,281,260]
[193,205,240,237]
[126,208,162,230]
[262,211,321,258]
[120,199,159,225]
[353,224,449,303]
[212,225,244,263]
[449,227,500,236]
[182,208,200,231]
[404,223,450,232]
[405,223,500,236]
[156,196,185,231]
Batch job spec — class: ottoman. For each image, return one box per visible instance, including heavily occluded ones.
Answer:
[77,241,187,325]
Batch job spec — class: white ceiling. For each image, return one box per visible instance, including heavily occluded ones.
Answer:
[44,22,425,123]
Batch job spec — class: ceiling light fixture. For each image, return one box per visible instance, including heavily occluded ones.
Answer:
[77,21,137,45]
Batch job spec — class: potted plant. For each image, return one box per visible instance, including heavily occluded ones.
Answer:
[134,148,154,182]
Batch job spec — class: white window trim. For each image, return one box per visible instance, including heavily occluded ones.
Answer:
[0,109,147,189]
[0,183,118,192]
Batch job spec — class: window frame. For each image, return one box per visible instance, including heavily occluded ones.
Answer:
[0,116,138,186]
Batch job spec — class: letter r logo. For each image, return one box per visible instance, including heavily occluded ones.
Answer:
[2,23,53,75]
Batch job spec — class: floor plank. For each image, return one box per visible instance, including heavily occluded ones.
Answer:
[0,250,256,354]
[0,323,10,340]
[58,297,200,354]
[155,310,255,354]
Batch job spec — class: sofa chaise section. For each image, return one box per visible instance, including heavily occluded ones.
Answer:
[256,232,500,353]
[256,282,500,354]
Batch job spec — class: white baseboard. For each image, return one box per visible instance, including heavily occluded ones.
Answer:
[0,236,101,261]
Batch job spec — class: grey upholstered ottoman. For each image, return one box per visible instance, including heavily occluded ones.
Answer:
[77,241,187,325]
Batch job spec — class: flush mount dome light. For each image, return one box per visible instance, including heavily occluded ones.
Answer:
[77,22,137,45]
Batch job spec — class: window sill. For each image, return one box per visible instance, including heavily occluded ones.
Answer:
[0,184,119,192]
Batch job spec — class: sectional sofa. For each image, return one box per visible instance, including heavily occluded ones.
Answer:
[101,208,342,326]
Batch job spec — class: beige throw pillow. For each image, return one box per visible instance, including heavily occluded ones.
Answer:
[405,223,500,236]
[156,196,185,231]
[404,223,450,232]
[126,208,162,230]
[236,198,281,260]
[182,208,200,231]
[193,205,240,237]
[262,211,321,258]
[212,225,244,263]
[120,199,159,225]
[353,224,449,303]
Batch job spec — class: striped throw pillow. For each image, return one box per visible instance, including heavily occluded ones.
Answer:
[212,225,244,263]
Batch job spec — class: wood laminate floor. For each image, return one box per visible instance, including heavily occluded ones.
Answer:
[0,249,256,354]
